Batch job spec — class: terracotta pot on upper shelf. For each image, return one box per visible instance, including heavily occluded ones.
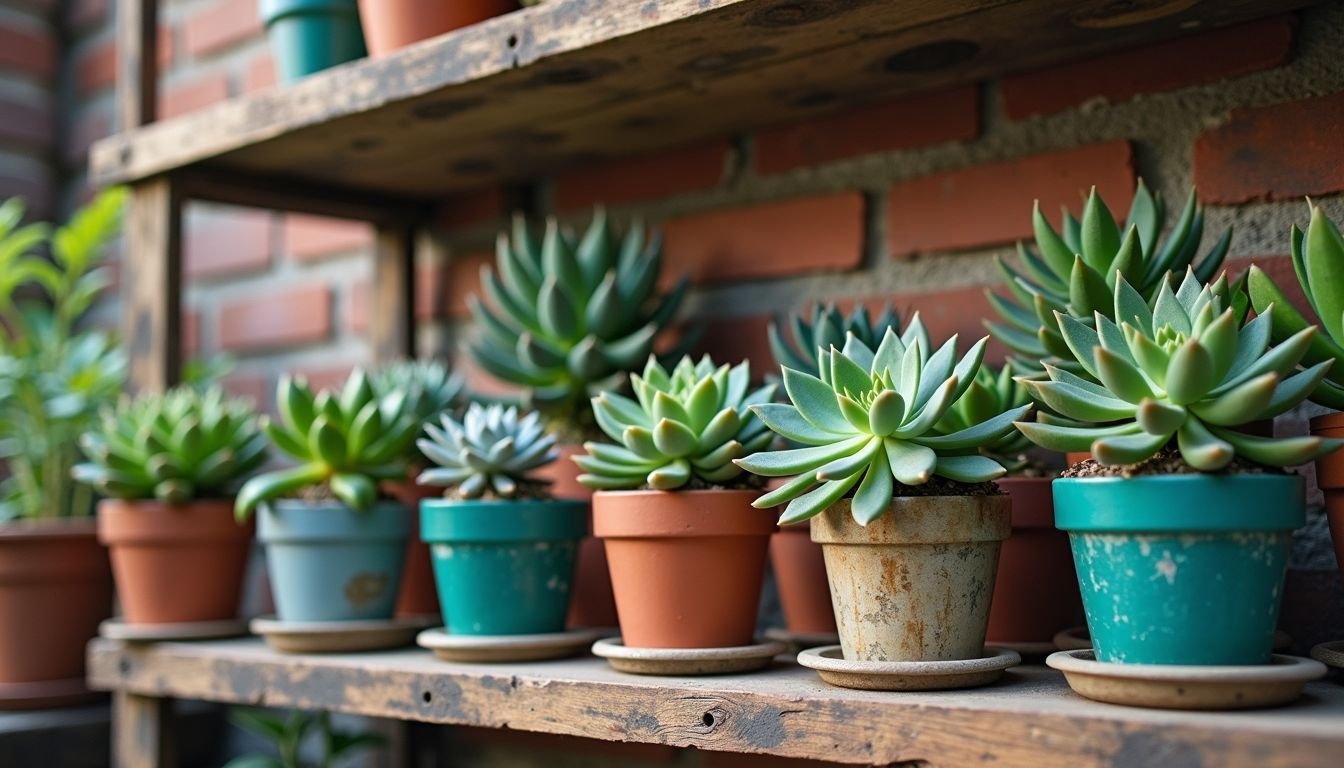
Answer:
[986,476,1083,648]
[383,476,441,618]
[0,518,112,710]
[357,0,517,57]
[1312,413,1344,571]
[540,444,619,629]
[98,499,253,624]
[594,489,774,648]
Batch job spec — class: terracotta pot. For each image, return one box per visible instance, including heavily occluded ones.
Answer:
[770,525,836,634]
[593,489,774,648]
[357,0,516,57]
[811,495,1011,662]
[540,444,618,628]
[0,519,112,707]
[986,477,1083,645]
[383,477,440,618]
[98,499,253,624]
[1312,413,1344,572]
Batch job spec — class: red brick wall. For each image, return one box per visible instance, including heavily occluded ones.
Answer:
[56,3,1344,417]
[0,1,57,218]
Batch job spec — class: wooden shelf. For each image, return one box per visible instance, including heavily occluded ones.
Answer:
[88,638,1343,767]
[91,0,1316,201]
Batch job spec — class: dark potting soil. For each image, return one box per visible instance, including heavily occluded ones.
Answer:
[889,476,1002,497]
[1062,446,1287,479]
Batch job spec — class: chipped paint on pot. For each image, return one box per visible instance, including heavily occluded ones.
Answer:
[810,495,1011,662]
[420,498,586,635]
[1054,474,1305,666]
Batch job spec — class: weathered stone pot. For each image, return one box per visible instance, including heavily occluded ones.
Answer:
[811,495,1011,662]
[987,477,1083,645]
[0,519,112,709]
[98,498,253,624]
[257,499,409,622]
[593,489,774,649]
[1311,413,1344,573]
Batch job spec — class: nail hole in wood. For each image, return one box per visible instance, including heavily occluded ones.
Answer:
[702,712,715,727]
[422,691,432,703]
[118,658,131,676]
[507,34,519,47]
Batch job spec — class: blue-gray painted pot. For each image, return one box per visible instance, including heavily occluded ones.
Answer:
[421,498,586,635]
[1054,473,1303,666]
[258,499,409,622]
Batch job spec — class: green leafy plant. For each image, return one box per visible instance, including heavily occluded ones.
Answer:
[417,403,558,499]
[468,208,688,434]
[1015,269,1341,469]
[0,189,127,521]
[575,355,775,490]
[936,364,1036,472]
[986,182,1232,372]
[72,387,267,503]
[372,359,466,463]
[234,370,419,519]
[769,303,906,378]
[1248,203,1344,409]
[735,331,1030,524]
[224,709,383,768]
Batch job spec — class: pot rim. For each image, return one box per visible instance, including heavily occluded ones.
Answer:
[811,494,1012,545]
[258,499,410,543]
[420,497,588,543]
[0,517,98,540]
[97,498,252,545]
[1053,473,1304,532]
[260,0,359,23]
[1310,411,1344,432]
[592,488,775,539]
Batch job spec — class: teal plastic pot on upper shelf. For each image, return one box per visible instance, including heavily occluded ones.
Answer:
[258,499,409,622]
[420,498,586,635]
[1053,473,1303,666]
[259,0,366,84]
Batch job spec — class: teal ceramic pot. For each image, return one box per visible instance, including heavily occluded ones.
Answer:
[1054,474,1304,666]
[421,498,587,635]
[258,500,409,622]
[259,0,366,84]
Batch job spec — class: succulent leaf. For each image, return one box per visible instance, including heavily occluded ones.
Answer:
[415,403,558,499]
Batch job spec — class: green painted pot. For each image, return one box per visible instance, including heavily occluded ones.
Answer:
[421,498,586,635]
[1054,474,1303,666]
[259,0,366,84]
[258,499,409,622]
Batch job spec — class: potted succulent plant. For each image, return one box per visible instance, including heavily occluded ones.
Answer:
[764,303,906,638]
[1248,204,1344,574]
[357,0,517,58]
[986,181,1232,378]
[1016,269,1340,666]
[575,355,776,652]
[469,208,689,627]
[0,190,123,709]
[235,370,419,631]
[259,0,367,84]
[935,364,1083,651]
[371,360,465,618]
[737,329,1029,680]
[72,387,265,629]
[414,403,587,650]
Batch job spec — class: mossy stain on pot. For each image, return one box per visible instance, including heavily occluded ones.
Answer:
[343,572,391,607]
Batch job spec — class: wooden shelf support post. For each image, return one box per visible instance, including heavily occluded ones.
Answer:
[121,177,183,393]
[371,223,418,362]
[113,691,175,768]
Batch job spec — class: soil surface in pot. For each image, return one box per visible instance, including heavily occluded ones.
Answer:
[1064,448,1282,479]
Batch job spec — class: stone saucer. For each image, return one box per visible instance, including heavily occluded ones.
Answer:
[1046,649,1325,709]
[796,645,1021,691]
[250,615,434,654]
[100,617,249,643]
[591,638,787,675]
[417,627,599,662]
[763,627,841,655]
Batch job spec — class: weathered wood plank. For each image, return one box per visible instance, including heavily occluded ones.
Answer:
[115,0,157,129]
[112,692,174,768]
[88,638,1344,768]
[121,178,182,393]
[90,0,1319,197]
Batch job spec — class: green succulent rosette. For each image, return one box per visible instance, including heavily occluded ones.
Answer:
[234,370,420,519]
[736,330,1030,524]
[1015,269,1342,469]
[1248,203,1344,409]
[416,403,558,499]
[574,355,775,491]
[73,386,267,503]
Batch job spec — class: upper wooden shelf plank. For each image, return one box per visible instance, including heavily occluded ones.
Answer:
[88,638,1343,767]
[91,0,1317,199]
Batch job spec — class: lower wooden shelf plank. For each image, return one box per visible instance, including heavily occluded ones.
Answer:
[87,638,1343,767]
